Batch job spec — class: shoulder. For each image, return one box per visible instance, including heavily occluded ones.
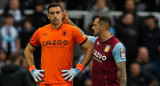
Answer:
[88,36,98,44]
[112,36,120,43]
[36,24,50,32]
[0,26,5,31]
[63,24,78,30]
[114,42,126,50]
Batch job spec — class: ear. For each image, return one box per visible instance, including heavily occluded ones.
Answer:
[47,13,50,20]
[101,25,106,30]
[62,10,65,18]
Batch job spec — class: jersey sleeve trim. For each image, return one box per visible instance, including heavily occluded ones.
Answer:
[30,42,38,48]
[88,36,98,44]
[80,38,88,46]
[112,42,126,63]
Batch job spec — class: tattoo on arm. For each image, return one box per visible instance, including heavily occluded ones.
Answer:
[116,62,127,86]
[69,19,87,36]
[68,19,76,26]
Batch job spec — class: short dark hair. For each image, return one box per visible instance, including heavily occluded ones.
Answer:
[145,15,155,20]
[47,3,63,12]
[96,15,112,28]
[9,53,19,63]
[4,14,13,18]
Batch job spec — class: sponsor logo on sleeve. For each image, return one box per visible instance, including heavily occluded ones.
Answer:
[79,29,85,37]
[120,49,126,58]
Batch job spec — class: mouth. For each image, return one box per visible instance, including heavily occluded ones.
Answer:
[53,19,59,22]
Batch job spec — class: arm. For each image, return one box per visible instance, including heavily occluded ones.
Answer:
[24,43,44,82]
[112,43,127,86]
[61,39,94,81]
[116,62,127,86]
[61,27,94,81]
[79,39,94,67]
[24,43,36,67]
[63,10,87,37]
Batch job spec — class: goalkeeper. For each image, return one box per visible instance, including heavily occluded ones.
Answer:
[24,3,94,86]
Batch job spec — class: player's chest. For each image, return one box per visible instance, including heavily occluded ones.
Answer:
[93,41,113,63]
[39,30,73,47]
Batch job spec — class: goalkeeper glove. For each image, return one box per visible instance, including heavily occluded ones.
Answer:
[29,65,45,82]
[61,64,85,82]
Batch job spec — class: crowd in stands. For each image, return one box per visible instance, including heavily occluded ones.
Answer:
[0,0,160,86]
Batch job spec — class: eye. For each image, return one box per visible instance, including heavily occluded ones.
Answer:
[56,11,60,14]
[50,12,54,14]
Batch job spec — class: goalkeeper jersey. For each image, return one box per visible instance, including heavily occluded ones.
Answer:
[30,23,87,85]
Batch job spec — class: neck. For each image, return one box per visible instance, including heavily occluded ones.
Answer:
[99,30,111,42]
[51,22,63,29]
[5,24,12,27]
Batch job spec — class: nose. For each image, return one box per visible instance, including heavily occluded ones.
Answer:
[92,26,94,30]
[53,14,57,18]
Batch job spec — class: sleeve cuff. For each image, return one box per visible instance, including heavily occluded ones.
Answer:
[80,38,88,46]
[30,42,38,48]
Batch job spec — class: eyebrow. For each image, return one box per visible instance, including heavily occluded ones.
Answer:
[93,24,96,26]
[49,10,61,13]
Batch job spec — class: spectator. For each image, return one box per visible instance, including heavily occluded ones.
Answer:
[3,0,24,26]
[134,0,147,11]
[90,0,110,16]
[135,47,159,79]
[0,53,32,86]
[127,62,156,86]
[19,18,35,49]
[31,3,48,29]
[123,0,143,27]
[115,12,138,64]
[0,14,20,56]
[124,0,136,14]
[0,49,7,63]
[139,16,160,61]
[58,0,67,11]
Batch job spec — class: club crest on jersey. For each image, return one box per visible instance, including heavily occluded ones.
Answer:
[104,45,111,52]
[43,33,48,36]
[120,49,126,58]
[62,30,67,36]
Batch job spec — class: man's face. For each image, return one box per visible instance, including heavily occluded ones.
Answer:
[130,63,140,76]
[145,18,155,30]
[10,0,19,10]
[125,0,135,11]
[47,7,63,25]
[5,17,14,25]
[92,18,102,36]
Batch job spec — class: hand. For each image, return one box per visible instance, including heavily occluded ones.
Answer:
[62,10,70,24]
[30,69,45,82]
[61,68,81,82]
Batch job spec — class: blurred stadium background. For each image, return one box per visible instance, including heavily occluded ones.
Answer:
[0,0,160,86]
